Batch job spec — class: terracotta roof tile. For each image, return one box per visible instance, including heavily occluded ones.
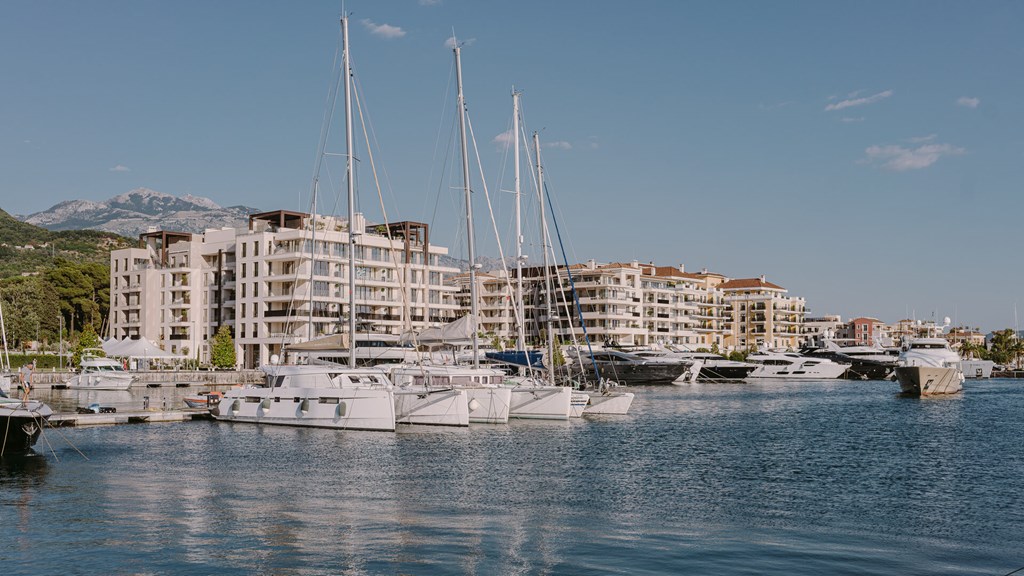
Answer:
[718,278,785,290]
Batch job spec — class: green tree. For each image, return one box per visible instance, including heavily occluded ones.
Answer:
[210,325,236,368]
[0,276,61,348]
[957,340,989,360]
[727,350,748,362]
[72,323,103,367]
[550,345,566,367]
[46,264,99,332]
[990,329,1024,367]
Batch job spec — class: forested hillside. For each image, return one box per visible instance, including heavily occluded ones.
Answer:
[0,208,131,350]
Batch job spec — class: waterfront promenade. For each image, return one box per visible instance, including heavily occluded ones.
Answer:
[25,369,263,388]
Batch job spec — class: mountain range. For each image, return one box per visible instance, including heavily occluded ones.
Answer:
[21,188,260,238]
[18,188,514,272]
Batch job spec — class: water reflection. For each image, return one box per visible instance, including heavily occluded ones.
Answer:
[2,380,1023,574]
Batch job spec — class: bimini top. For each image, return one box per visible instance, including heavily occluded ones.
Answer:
[260,363,392,389]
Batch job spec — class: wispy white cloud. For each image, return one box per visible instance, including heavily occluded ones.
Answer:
[825,89,893,111]
[907,134,937,143]
[543,141,572,150]
[492,129,513,146]
[361,19,406,39]
[109,164,131,172]
[957,96,980,109]
[840,116,865,123]
[419,0,441,5]
[862,139,965,171]
[445,36,476,49]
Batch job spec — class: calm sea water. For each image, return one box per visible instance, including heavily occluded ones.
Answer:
[3,379,1024,575]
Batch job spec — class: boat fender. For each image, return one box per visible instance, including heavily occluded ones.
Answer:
[335,402,347,418]
[300,398,310,414]
[260,398,272,410]
[468,398,481,412]
[230,399,240,415]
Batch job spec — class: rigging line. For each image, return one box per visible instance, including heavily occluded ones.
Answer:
[309,24,345,213]
[352,73,404,239]
[353,79,415,341]
[35,413,61,462]
[489,110,524,336]
[545,179,602,384]
[425,60,457,230]
[464,111,517,332]
[551,256,587,376]
[1,408,10,456]
[40,412,89,460]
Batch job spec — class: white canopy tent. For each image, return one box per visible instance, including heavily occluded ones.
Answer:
[102,337,186,368]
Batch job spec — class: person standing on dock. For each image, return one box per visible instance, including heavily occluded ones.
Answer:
[19,360,34,401]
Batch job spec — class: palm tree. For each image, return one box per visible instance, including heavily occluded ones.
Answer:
[958,340,988,360]
[989,329,1023,367]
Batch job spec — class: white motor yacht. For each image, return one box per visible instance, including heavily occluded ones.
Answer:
[66,352,135,390]
[746,351,848,379]
[895,337,964,396]
[640,347,756,381]
[212,363,396,431]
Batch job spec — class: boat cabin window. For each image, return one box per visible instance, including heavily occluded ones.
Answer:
[910,343,946,349]
[268,375,286,388]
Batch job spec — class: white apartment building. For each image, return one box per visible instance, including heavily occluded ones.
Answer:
[110,210,462,368]
[450,261,734,349]
[109,228,237,360]
[802,314,845,347]
[720,276,807,350]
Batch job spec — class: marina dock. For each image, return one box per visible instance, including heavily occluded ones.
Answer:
[48,409,212,427]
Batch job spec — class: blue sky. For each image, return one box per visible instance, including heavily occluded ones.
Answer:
[2,1,1022,332]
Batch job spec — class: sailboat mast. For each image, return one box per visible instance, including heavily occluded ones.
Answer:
[343,15,357,369]
[0,300,9,372]
[535,132,555,384]
[513,90,526,353]
[454,45,479,369]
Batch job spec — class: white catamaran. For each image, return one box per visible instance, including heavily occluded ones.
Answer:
[213,16,397,431]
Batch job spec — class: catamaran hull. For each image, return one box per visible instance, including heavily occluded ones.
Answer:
[0,401,52,455]
[582,391,635,415]
[66,373,135,390]
[896,366,963,396]
[394,388,469,426]
[509,386,572,420]
[462,387,511,424]
[212,387,396,431]
[569,392,590,418]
